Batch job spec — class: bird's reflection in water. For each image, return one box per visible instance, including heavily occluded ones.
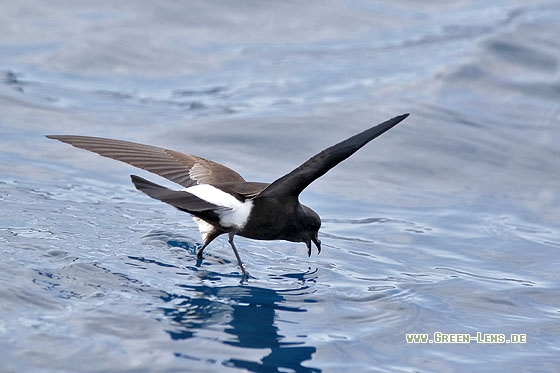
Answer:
[159,278,321,372]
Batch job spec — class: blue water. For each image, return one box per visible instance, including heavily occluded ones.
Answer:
[1,1,559,372]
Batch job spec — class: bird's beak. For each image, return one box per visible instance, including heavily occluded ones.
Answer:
[312,235,321,255]
[306,234,321,257]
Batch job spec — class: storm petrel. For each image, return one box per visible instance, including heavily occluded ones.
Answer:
[47,114,408,275]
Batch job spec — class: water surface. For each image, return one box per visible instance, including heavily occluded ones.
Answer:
[1,1,559,371]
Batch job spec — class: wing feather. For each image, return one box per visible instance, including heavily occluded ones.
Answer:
[258,114,409,198]
[46,135,245,187]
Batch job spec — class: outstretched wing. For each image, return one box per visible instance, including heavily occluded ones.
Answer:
[46,135,245,188]
[257,114,409,198]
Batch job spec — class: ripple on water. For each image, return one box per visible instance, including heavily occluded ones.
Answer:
[2,2,560,369]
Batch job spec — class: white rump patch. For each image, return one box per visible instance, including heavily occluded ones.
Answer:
[185,184,253,229]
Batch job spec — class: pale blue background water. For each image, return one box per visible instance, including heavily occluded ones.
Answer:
[1,1,559,372]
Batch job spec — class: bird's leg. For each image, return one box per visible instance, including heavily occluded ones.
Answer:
[228,232,247,276]
[195,228,224,259]
[196,243,209,259]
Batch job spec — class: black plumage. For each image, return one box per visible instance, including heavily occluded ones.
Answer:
[47,113,408,275]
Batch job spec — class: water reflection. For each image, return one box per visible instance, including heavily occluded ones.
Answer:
[159,283,321,372]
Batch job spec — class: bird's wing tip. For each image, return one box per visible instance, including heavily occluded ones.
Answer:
[45,135,71,141]
[397,113,410,120]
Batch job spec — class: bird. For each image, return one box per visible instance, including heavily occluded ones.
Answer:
[47,114,408,275]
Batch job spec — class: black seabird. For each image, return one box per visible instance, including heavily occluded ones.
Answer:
[47,114,408,275]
